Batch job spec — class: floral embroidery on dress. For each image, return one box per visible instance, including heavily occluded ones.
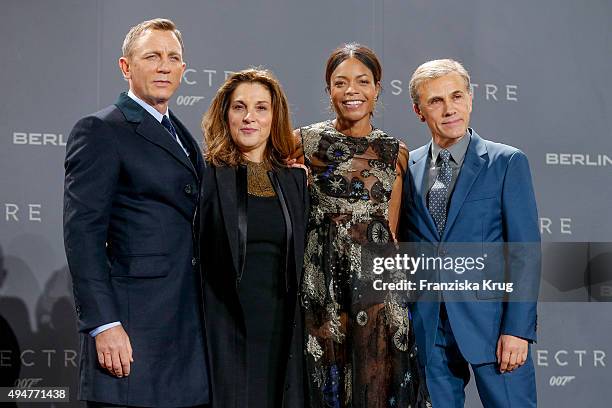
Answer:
[300,121,430,407]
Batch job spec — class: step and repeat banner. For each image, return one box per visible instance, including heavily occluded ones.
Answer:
[1,0,611,406]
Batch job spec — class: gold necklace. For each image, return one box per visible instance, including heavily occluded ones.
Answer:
[246,161,276,197]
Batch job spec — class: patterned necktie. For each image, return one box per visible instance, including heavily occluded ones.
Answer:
[428,149,452,236]
[161,115,177,140]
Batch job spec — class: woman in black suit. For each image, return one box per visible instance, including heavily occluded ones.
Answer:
[199,68,308,408]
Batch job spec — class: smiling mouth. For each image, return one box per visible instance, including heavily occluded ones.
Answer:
[443,118,462,125]
[343,100,365,108]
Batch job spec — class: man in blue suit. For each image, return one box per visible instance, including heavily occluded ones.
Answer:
[400,59,540,407]
[64,19,209,407]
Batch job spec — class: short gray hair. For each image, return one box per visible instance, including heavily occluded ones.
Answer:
[409,59,471,106]
[122,18,184,58]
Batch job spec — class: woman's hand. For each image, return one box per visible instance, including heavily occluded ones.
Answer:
[285,158,310,183]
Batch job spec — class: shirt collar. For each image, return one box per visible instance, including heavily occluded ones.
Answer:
[127,90,169,123]
[430,130,471,166]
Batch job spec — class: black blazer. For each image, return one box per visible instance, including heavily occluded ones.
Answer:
[199,164,309,408]
[63,93,210,406]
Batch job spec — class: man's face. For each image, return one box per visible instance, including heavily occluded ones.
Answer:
[119,29,185,113]
[413,72,472,148]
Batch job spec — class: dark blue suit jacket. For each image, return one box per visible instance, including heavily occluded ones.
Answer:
[63,93,210,406]
[400,129,540,365]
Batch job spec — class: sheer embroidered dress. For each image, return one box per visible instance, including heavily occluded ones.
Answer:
[297,121,430,408]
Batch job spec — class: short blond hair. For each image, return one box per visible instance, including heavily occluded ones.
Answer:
[122,18,184,57]
[409,59,471,106]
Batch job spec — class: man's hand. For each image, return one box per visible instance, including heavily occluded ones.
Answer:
[95,325,133,377]
[496,334,528,373]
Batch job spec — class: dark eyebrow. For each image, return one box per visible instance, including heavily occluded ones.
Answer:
[333,74,370,80]
[231,99,270,105]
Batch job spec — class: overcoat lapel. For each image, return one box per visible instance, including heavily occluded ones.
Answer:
[170,111,205,177]
[274,170,301,286]
[215,166,240,277]
[115,92,197,177]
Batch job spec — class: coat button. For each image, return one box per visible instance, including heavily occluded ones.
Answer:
[184,184,193,195]
[192,257,197,266]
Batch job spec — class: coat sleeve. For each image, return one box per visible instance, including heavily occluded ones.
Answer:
[499,150,541,342]
[63,115,121,333]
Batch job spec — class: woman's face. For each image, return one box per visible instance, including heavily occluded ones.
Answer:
[329,57,380,126]
[227,82,273,162]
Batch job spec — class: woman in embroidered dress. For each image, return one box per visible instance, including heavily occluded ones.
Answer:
[291,44,430,407]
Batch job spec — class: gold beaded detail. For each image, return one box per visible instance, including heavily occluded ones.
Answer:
[246,161,276,197]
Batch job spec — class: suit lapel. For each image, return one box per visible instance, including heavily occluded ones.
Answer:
[442,132,487,240]
[115,92,197,178]
[215,167,240,277]
[411,144,439,239]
